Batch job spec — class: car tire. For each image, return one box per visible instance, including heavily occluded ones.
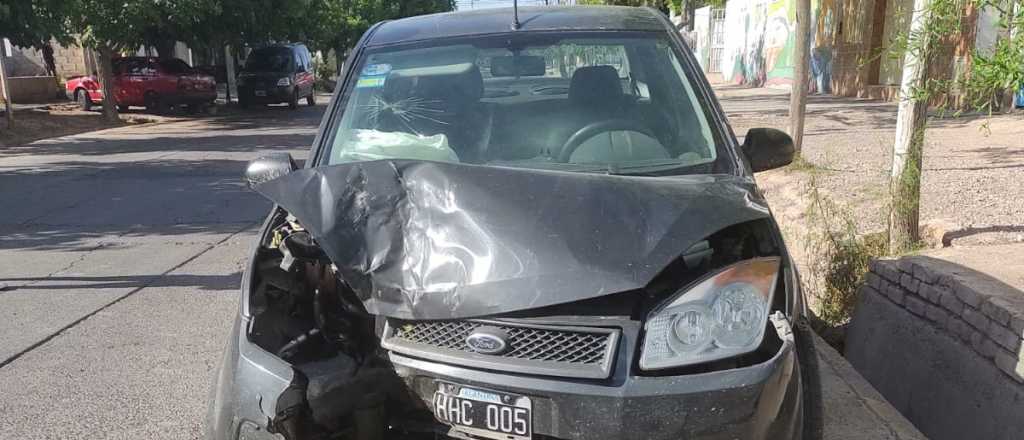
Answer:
[795,318,824,440]
[76,89,93,111]
[288,89,299,110]
[306,92,316,106]
[144,92,166,115]
[117,104,129,113]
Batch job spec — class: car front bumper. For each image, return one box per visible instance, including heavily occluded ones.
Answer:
[163,91,217,106]
[238,85,294,103]
[389,331,803,440]
[207,315,803,440]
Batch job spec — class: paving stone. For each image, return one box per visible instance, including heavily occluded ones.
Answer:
[900,273,921,294]
[939,288,965,315]
[969,330,988,355]
[951,279,983,308]
[874,260,901,283]
[897,259,917,276]
[919,284,941,303]
[905,295,927,317]
[925,303,951,328]
[885,283,905,305]
[1011,314,1024,336]
[981,298,1013,327]
[987,323,1022,352]
[994,350,1024,384]
[911,260,940,284]
[962,307,992,333]
[979,337,999,360]
[865,272,883,291]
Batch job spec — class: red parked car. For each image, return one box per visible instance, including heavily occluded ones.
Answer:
[66,57,217,113]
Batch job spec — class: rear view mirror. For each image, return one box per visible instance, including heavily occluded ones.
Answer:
[741,128,795,172]
[490,56,546,77]
[245,153,297,189]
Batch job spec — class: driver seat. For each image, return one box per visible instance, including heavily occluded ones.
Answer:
[556,66,667,163]
[568,65,630,115]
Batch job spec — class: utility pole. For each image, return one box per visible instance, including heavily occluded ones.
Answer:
[0,38,13,128]
[888,0,933,252]
[787,0,811,154]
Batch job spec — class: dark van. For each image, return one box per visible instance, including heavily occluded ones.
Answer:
[237,44,317,109]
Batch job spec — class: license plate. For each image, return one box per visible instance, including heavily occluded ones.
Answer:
[254,90,267,96]
[433,383,532,440]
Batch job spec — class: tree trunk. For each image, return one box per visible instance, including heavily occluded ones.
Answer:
[95,46,120,123]
[685,0,696,32]
[888,0,932,253]
[153,39,177,60]
[788,0,811,153]
[0,44,13,129]
[225,45,237,103]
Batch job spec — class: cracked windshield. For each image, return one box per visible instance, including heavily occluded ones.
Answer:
[329,35,726,174]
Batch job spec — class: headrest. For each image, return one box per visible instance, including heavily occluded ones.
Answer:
[383,63,483,111]
[376,64,483,136]
[569,65,623,106]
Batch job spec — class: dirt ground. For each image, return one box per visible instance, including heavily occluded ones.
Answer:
[718,86,1024,248]
[0,103,174,149]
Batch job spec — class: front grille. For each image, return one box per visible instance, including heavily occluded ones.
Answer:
[382,319,619,379]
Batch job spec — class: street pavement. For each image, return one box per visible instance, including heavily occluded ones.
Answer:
[0,102,325,439]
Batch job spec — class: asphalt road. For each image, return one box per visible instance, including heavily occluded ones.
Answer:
[0,102,325,439]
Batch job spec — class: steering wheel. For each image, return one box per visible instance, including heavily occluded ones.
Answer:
[558,119,667,163]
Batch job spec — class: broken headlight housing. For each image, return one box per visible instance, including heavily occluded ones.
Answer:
[640,257,781,370]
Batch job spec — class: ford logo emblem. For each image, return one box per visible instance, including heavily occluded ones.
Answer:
[466,327,509,355]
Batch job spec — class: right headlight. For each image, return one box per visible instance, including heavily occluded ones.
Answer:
[640,257,781,370]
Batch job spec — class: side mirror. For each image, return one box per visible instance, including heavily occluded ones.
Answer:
[245,153,297,189]
[741,128,796,172]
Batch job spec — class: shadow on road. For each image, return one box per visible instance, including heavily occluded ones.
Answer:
[0,272,243,292]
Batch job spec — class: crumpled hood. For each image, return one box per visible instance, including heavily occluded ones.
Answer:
[254,160,770,320]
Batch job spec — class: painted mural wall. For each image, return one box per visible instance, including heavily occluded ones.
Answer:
[693,6,712,71]
[717,0,837,92]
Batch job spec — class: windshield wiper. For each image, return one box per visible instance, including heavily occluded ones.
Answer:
[572,161,708,176]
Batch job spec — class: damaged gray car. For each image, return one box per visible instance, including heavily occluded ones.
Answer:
[207,6,820,440]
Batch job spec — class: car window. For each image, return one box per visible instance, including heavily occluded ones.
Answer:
[126,60,158,76]
[300,47,312,72]
[326,33,728,176]
[158,59,193,74]
[244,47,294,72]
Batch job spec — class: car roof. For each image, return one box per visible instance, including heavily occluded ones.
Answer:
[367,6,668,47]
[253,43,306,50]
[113,57,181,63]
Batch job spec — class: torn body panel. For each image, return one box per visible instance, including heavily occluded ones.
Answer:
[254,160,771,320]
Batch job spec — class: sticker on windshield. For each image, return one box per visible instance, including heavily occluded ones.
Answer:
[362,63,392,76]
[356,75,387,89]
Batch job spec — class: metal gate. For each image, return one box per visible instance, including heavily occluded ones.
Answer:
[707,8,726,74]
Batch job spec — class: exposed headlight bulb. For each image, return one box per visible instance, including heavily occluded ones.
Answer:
[640,257,781,370]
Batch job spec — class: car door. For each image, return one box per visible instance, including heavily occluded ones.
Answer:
[123,60,158,106]
[294,48,314,97]
[112,60,132,105]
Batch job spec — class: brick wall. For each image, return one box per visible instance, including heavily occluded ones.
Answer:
[845,255,1024,440]
[52,44,89,79]
[864,258,1024,382]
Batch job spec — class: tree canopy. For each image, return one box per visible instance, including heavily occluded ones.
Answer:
[0,0,73,48]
